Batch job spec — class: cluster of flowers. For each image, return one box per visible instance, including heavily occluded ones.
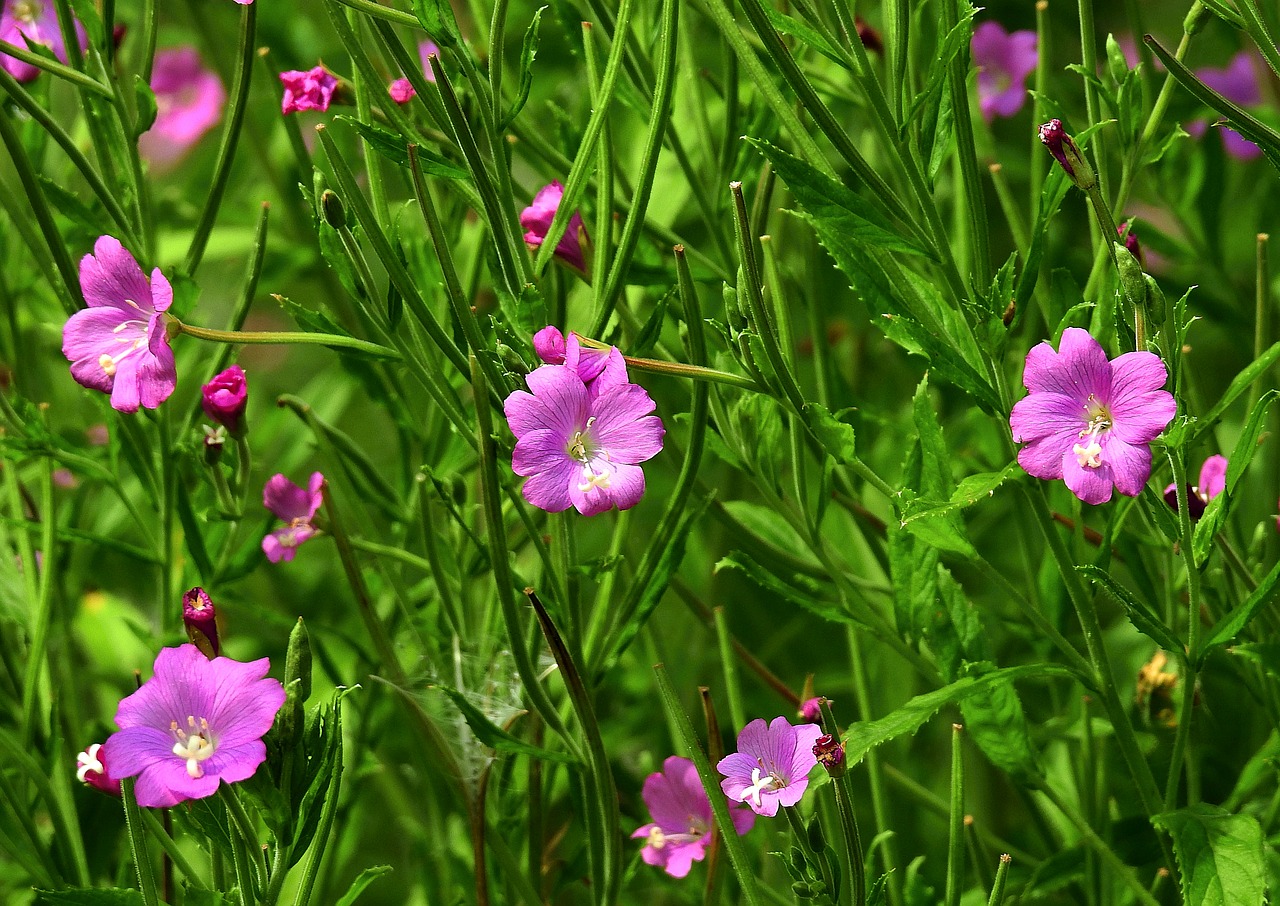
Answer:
[634,715,835,877]
[77,589,285,807]
[280,40,437,115]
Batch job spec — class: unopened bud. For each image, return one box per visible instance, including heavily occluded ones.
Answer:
[812,733,846,777]
[321,190,347,228]
[76,743,120,796]
[798,696,824,722]
[1118,222,1144,267]
[1038,119,1096,190]
[183,587,220,658]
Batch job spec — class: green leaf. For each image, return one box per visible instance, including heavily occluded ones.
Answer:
[1174,341,1280,448]
[716,552,870,629]
[1192,390,1277,565]
[1230,642,1280,681]
[1077,565,1183,653]
[1198,558,1280,662]
[35,890,144,905]
[133,76,157,136]
[803,401,856,464]
[412,0,461,46]
[501,6,547,128]
[432,684,575,763]
[1197,0,1246,28]
[1152,805,1266,906]
[841,664,1071,767]
[335,116,469,180]
[334,865,393,906]
[758,4,848,68]
[958,664,1040,782]
[898,464,1020,525]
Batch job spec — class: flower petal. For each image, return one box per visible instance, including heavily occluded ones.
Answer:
[80,236,155,313]
[1022,328,1111,398]
[1061,447,1114,505]
[1199,455,1228,500]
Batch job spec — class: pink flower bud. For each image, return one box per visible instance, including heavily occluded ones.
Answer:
[280,66,339,115]
[812,734,846,777]
[183,587,220,658]
[76,743,119,796]
[201,365,248,436]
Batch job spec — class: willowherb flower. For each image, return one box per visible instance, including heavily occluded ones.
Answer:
[632,755,755,878]
[100,644,285,808]
[280,65,338,114]
[1038,119,1096,190]
[139,47,225,167]
[1189,52,1263,161]
[201,365,248,436]
[717,716,823,817]
[812,734,846,778]
[971,21,1037,123]
[531,326,627,398]
[520,182,588,273]
[62,236,177,413]
[1010,328,1176,505]
[798,697,824,722]
[1163,454,1227,519]
[1,0,86,82]
[388,40,439,104]
[76,743,119,796]
[263,472,324,562]
[503,364,664,516]
[183,587,220,658]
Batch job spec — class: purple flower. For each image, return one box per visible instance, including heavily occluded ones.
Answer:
[76,743,119,796]
[1,0,86,82]
[100,645,285,808]
[280,65,338,115]
[1188,52,1263,161]
[388,40,439,104]
[1163,454,1227,519]
[504,365,664,516]
[139,47,225,167]
[201,364,248,435]
[971,21,1037,123]
[61,236,177,413]
[631,755,755,878]
[1010,328,1176,505]
[183,587,220,658]
[521,181,588,273]
[717,717,823,817]
[263,472,324,563]
[531,326,628,398]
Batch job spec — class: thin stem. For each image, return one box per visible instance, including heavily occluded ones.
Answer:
[175,321,399,359]
[945,724,965,906]
[1164,450,1201,810]
[138,806,209,889]
[121,779,161,906]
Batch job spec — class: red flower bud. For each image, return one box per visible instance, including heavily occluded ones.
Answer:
[183,587,220,658]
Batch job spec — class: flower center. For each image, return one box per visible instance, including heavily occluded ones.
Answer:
[739,766,785,808]
[567,419,612,492]
[171,716,216,778]
[98,307,150,377]
[1074,395,1113,469]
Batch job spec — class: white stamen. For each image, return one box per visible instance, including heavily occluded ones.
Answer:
[740,766,784,808]
[76,743,104,783]
[170,717,215,778]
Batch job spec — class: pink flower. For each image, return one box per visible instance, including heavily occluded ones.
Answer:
[388,40,439,104]
[262,472,324,562]
[280,65,338,115]
[1010,328,1176,505]
[631,756,755,878]
[139,47,225,167]
[521,181,588,273]
[61,236,176,413]
[201,364,248,435]
[1163,454,1227,519]
[182,587,220,658]
[531,326,628,399]
[100,645,285,808]
[971,21,1037,122]
[798,697,824,722]
[1189,52,1264,161]
[1,0,86,82]
[503,363,664,516]
[76,743,119,796]
[717,717,823,817]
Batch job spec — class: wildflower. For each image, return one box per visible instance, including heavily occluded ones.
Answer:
[139,48,225,167]
[1,0,85,82]
[183,587,220,658]
[280,65,338,115]
[520,181,588,274]
[100,644,285,808]
[61,236,177,414]
[201,365,248,436]
[503,364,664,516]
[262,472,324,563]
[1010,328,1176,505]
[717,716,823,817]
[798,697,824,722]
[631,755,755,878]
[1162,454,1226,519]
[76,743,119,796]
[812,734,846,778]
[388,40,439,104]
[971,21,1037,122]
[1038,119,1096,190]
[1189,52,1263,161]
[531,326,627,398]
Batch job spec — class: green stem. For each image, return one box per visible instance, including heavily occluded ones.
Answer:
[175,321,399,358]
[945,723,966,906]
[819,701,865,906]
[714,608,746,733]
[987,854,1012,906]
[621,355,761,390]
[1164,450,1200,810]
[941,0,990,284]
[783,805,836,901]
[121,780,161,906]
[1247,232,1271,416]
[0,39,111,94]
[138,806,209,889]
[19,465,54,748]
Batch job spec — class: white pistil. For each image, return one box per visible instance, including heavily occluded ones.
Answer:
[1074,396,1112,470]
[740,766,784,808]
[170,716,216,779]
[76,744,104,783]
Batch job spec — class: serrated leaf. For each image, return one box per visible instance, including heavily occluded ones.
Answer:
[336,116,469,180]
[501,6,547,128]
[1198,557,1280,662]
[803,401,856,464]
[1078,564,1183,652]
[716,552,870,629]
[958,665,1040,781]
[1152,805,1265,906]
[759,4,848,68]
[432,684,575,763]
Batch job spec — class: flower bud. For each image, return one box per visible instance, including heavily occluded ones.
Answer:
[812,733,846,778]
[183,587,220,658]
[76,743,120,796]
[1118,222,1144,267]
[798,696,824,722]
[1038,119,1096,190]
[201,365,248,437]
